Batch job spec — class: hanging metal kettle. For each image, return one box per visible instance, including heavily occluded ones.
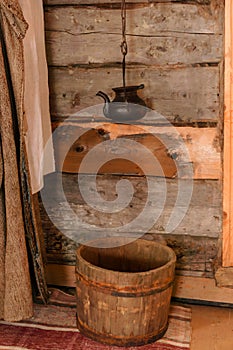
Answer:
[96,0,148,122]
[96,84,147,122]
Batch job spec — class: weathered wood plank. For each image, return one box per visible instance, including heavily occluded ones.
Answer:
[43,0,212,6]
[215,267,233,288]
[222,0,233,267]
[173,275,233,304]
[52,123,221,179]
[41,199,221,237]
[45,32,222,67]
[43,174,222,207]
[44,4,222,35]
[48,66,220,122]
[43,230,218,276]
[53,125,178,178]
[39,174,222,257]
[166,234,218,276]
[44,3,223,67]
[41,177,219,274]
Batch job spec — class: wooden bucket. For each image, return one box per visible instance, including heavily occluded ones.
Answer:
[76,238,176,347]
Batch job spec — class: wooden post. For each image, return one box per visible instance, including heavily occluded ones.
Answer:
[223,0,233,266]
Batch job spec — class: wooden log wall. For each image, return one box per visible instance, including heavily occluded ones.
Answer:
[41,0,224,279]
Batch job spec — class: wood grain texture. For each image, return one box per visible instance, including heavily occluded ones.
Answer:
[215,267,233,288]
[53,125,177,178]
[45,32,222,67]
[191,305,233,350]
[75,239,175,346]
[52,123,221,179]
[173,275,233,304]
[43,0,212,6]
[44,3,222,36]
[222,0,233,267]
[48,66,220,123]
[44,4,223,66]
[45,267,233,305]
[39,173,221,276]
[43,231,219,277]
[41,0,224,282]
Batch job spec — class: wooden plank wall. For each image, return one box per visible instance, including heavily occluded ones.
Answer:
[41,0,224,279]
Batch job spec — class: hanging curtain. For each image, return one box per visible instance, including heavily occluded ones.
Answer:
[0,0,48,321]
[19,0,55,194]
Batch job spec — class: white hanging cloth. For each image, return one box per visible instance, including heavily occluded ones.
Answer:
[19,0,55,194]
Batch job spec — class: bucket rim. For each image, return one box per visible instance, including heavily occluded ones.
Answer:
[76,238,176,277]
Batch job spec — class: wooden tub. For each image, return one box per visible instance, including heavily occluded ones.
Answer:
[76,238,176,347]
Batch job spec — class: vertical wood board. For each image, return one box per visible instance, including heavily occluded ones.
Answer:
[223,0,233,267]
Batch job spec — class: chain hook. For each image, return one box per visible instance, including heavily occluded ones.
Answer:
[121,0,127,100]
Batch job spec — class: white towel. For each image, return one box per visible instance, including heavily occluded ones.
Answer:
[19,0,55,194]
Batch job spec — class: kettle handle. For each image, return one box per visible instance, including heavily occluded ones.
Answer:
[96,91,110,103]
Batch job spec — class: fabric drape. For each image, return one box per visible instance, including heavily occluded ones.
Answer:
[19,0,55,194]
[0,0,48,321]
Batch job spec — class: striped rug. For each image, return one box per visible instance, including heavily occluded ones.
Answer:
[0,304,191,350]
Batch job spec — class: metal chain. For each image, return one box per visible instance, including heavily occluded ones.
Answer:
[120,0,127,100]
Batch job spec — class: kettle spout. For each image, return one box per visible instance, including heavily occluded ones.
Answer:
[96,91,110,103]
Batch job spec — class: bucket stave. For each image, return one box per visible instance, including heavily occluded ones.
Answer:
[76,238,176,347]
